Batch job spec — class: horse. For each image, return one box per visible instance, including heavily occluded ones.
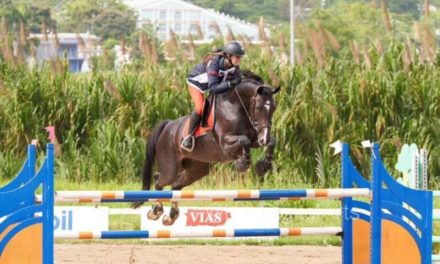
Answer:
[132,70,280,225]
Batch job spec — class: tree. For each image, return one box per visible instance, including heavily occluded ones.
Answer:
[23,5,56,33]
[299,1,414,56]
[0,1,56,33]
[188,0,316,24]
[0,1,25,25]
[327,0,421,18]
[386,0,420,19]
[91,8,137,40]
[59,0,137,39]
[306,2,386,45]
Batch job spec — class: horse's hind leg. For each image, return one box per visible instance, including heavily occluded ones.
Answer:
[162,160,210,226]
[147,202,164,220]
[148,154,179,221]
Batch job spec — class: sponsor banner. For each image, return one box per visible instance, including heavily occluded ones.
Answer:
[141,207,279,230]
[54,206,109,232]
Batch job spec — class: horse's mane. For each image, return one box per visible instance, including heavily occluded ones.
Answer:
[240,69,264,84]
[239,69,276,96]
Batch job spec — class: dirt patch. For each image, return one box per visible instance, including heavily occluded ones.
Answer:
[55,244,341,264]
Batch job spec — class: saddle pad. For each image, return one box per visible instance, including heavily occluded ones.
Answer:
[183,96,216,138]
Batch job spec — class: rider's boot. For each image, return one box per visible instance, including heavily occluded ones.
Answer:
[181,111,201,152]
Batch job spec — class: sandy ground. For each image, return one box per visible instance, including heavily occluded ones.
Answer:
[55,244,341,264]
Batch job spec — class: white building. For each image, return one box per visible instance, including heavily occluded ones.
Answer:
[29,33,101,72]
[123,0,261,42]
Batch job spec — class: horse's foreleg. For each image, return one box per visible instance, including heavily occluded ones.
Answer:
[255,137,276,178]
[221,135,252,172]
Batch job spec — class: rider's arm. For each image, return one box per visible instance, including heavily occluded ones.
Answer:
[207,59,230,94]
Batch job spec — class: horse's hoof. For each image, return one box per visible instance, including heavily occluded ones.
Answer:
[147,209,163,221]
[162,215,178,226]
[235,159,250,172]
[255,159,272,178]
[147,204,163,221]
[169,207,180,219]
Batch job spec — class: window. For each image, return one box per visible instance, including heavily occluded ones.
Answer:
[190,24,198,33]
[141,10,154,20]
[160,10,167,19]
[175,11,182,20]
[208,26,217,39]
[209,24,218,35]
[159,23,166,32]
[175,23,182,32]
[188,10,200,20]
[59,44,77,58]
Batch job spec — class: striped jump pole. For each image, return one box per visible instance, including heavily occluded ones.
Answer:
[45,188,370,203]
[4,141,437,264]
[55,227,343,239]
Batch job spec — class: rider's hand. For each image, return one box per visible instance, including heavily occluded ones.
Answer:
[228,75,241,88]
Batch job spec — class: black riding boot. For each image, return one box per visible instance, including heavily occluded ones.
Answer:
[181,111,201,152]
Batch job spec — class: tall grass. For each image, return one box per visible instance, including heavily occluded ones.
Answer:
[0,43,439,190]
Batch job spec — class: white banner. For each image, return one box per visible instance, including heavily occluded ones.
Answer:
[54,206,108,232]
[140,207,279,230]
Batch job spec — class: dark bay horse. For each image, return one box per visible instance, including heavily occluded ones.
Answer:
[133,71,280,225]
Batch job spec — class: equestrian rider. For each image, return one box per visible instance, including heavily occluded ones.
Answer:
[181,41,245,152]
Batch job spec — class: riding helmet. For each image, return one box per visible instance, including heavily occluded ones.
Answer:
[222,41,245,57]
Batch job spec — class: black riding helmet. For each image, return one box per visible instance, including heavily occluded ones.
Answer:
[222,41,245,57]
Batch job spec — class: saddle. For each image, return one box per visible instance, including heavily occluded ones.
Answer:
[183,94,216,138]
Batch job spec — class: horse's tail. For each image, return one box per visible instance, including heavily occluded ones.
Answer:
[142,120,169,190]
[132,120,169,208]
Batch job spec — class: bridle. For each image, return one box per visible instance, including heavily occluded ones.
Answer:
[234,85,271,134]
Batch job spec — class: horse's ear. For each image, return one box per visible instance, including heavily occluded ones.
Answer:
[257,86,265,95]
[272,86,281,94]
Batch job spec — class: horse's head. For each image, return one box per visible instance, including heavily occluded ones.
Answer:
[224,69,281,146]
[251,84,280,146]
[235,76,280,146]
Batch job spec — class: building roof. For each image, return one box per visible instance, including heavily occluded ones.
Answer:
[125,0,256,27]
[29,33,100,44]
[123,0,261,41]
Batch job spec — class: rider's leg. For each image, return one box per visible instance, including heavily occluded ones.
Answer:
[181,83,203,152]
[181,110,202,151]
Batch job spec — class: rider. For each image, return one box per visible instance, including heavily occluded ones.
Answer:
[181,41,245,152]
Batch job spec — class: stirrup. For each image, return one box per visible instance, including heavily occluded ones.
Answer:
[181,135,195,152]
